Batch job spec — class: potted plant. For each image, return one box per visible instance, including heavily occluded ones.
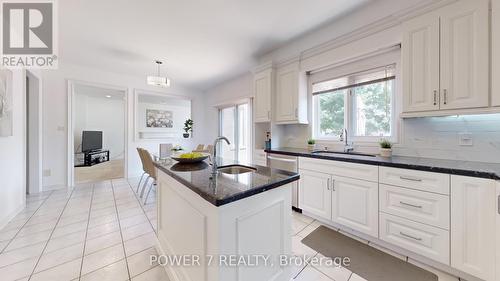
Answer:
[183,119,193,138]
[307,139,316,151]
[379,139,392,157]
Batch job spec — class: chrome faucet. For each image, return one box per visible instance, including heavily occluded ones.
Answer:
[211,136,231,177]
[343,128,354,153]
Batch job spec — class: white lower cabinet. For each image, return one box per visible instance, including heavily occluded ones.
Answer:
[451,175,497,281]
[299,169,332,221]
[331,176,378,237]
[380,212,449,264]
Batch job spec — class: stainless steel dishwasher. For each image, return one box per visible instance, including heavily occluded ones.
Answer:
[267,153,299,209]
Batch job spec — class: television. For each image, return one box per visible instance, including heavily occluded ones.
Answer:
[82,131,103,152]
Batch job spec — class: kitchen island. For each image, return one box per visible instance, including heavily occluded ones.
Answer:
[153,158,299,281]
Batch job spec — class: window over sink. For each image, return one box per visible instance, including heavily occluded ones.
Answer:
[312,61,397,142]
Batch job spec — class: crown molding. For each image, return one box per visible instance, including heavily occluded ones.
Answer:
[268,0,458,67]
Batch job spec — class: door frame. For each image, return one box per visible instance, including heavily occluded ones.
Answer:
[217,99,253,161]
[25,70,43,194]
[67,80,129,187]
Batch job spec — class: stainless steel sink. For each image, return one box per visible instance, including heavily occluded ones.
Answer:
[311,150,376,157]
[218,165,257,174]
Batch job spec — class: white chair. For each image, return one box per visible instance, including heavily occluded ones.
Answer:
[159,143,173,159]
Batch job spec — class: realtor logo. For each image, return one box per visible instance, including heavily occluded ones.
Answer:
[1,1,58,68]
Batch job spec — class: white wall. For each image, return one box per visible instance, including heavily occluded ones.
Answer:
[74,94,125,160]
[0,69,27,228]
[42,62,207,188]
[203,73,253,141]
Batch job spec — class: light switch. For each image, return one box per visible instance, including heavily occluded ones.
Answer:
[458,133,473,146]
[57,126,65,131]
[43,169,51,177]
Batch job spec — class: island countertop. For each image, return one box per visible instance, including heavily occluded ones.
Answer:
[266,147,500,180]
[153,158,300,207]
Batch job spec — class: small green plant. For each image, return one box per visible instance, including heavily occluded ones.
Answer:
[183,119,193,133]
[379,139,392,149]
[307,139,316,145]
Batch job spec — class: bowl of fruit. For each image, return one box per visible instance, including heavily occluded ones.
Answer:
[171,152,210,163]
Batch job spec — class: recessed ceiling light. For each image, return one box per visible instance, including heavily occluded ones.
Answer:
[105,95,112,98]
[147,60,171,88]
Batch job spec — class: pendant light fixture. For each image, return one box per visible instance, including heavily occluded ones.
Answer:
[147,60,171,87]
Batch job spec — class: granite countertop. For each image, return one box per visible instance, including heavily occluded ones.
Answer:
[266,147,500,180]
[153,157,300,207]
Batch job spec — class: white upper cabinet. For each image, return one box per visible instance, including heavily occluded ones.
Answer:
[493,0,500,107]
[275,61,308,124]
[331,175,379,237]
[253,68,273,123]
[402,13,440,112]
[402,0,490,115]
[439,0,489,110]
[451,175,496,281]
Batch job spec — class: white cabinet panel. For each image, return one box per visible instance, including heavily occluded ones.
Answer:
[380,212,449,264]
[332,176,378,237]
[402,12,440,112]
[451,175,496,280]
[380,184,449,229]
[379,167,450,195]
[439,0,489,110]
[275,61,308,124]
[299,157,378,182]
[299,169,331,221]
[253,69,272,122]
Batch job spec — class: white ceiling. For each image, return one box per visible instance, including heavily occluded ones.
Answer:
[60,0,371,91]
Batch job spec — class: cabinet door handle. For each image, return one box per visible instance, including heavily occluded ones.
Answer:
[267,111,270,119]
[498,195,500,215]
[399,201,423,209]
[443,89,447,105]
[433,90,437,106]
[331,179,335,191]
[327,178,331,190]
[295,108,298,118]
[399,176,422,182]
[399,232,422,241]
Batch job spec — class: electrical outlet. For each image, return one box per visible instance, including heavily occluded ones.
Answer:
[458,133,473,146]
[43,169,51,177]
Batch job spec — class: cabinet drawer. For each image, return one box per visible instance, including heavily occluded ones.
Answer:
[380,213,449,264]
[299,157,378,182]
[380,184,449,229]
[379,167,449,195]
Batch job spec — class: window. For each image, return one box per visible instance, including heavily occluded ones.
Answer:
[312,64,395,141]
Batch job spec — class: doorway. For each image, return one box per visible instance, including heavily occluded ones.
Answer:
[68,81,127,185]
[26,71,42,194]
[218,101,251,162]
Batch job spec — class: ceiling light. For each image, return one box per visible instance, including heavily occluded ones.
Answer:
[105,95,112,98]
[147,60,171,88]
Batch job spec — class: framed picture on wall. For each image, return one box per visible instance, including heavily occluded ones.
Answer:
[146,109,174,128]
[0,70,13,137]
[133,89,192,140]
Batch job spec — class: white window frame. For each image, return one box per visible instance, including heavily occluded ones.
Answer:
[217,99,252,161]
[310,50,401,145]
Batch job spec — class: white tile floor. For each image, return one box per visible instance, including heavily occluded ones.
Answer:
[0,178,457,281]
[0,179,164,281]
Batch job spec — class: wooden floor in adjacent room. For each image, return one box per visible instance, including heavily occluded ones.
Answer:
[75,159,125,184]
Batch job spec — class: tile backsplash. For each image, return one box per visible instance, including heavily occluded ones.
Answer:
[277,114,500,164]
[395,114,500,163]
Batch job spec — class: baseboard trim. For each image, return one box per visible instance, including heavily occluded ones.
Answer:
[0,202,26,231]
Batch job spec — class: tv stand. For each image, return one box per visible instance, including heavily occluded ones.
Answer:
[75,150,110,167]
